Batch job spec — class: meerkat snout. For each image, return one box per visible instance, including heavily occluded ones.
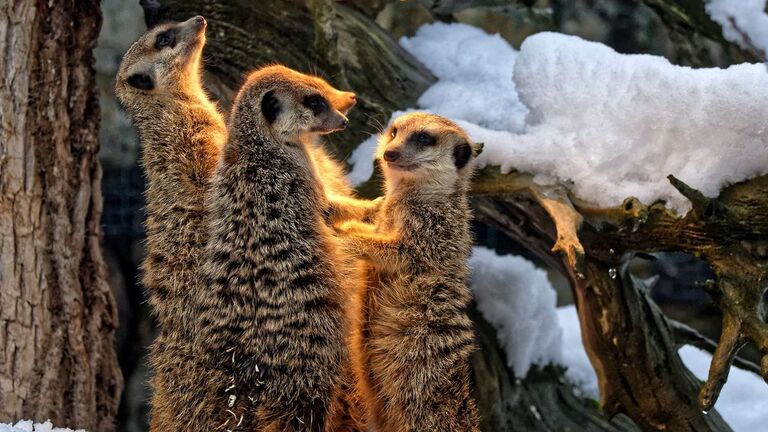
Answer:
[335,92,357,114]
[382,149,400,162]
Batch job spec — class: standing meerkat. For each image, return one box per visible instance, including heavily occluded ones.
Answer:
[336,112,482,432]
[114,16,232,431]
[193,65,370,431]
[115,15,225,332]
[116,23,364,428]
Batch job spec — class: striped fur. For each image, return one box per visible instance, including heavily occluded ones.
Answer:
[114,17,230,431]
[192,66,353,431]
[337,113,481,432]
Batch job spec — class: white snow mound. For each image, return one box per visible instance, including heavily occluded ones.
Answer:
[470,247,562,377]
[399,22,528,133]
[0,421,84,432]
[483,32,768,212]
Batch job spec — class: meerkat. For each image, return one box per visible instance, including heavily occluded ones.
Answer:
[116,14,224,332]
[116,22,367,428]
[257,68,376,432]
[115,16,234,431]
[335,113,483,432]
[190,65,371,431]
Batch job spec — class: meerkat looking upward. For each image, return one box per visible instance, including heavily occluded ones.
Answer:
[336,113,483,432]
[115,16,231,431]
[193,65,361,431]
[115,16,225,331]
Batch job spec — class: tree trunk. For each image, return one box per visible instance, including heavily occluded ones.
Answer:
[0,1,122,429]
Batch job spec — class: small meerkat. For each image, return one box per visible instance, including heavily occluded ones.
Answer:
[336,113,482,432]
[114,16,231,431]
[194,65,365,431]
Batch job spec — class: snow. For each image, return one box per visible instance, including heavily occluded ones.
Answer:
[0,421,84,432]
[346,132,380,186]
[556,305,600,397]
[506,32,768,212]
[348,23,768,213]
[706,0,768,58]
[399,23,528,133]
[469,247,562,377]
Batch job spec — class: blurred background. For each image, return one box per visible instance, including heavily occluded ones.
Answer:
[94,1,755,430]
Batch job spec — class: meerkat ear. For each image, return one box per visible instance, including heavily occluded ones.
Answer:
[126,71,155,91]
[473,142,484,157]
[261,90,281,124]
[453,141,473,169]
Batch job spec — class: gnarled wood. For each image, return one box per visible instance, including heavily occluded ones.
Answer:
[475,166,768,430]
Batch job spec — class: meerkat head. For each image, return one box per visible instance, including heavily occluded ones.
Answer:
[299,71,357,115]
[115,16,208,105]
[377,113,482,188]
[232,65,352,144]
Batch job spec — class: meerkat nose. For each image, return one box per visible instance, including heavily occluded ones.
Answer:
[383,150,400,162]
[194,15,206,27]
[340,118,349,128]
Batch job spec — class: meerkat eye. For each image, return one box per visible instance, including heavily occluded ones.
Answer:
[413,132,436,147]
[390,127,397,139]
[302,94,328,115]
[155,31,176,49]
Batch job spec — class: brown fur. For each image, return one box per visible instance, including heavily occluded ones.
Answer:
[114,17,232,431]
[190,65,361,431]
[289,70,376,432]
[337,113,482,432]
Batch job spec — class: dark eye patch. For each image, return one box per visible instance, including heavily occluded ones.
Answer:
[126,72,155,91]
[261,90,281,124]
[154,30,176,49]
[302,94,328,115]
[409,131,436,147]
[453,141,472,169]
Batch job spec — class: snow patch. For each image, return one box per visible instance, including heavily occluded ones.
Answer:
[0,421,84,432]
[346,133,380,186]
[348,23,768,213]
[556,305,600,398]
[399,23,528,132]
[706,0,768,58]
[469,247,562,377]
[680,345,768,432]
[502,32,768,212]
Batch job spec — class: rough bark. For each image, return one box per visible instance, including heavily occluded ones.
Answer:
[642,0,760,66]
[0,1,122,429]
